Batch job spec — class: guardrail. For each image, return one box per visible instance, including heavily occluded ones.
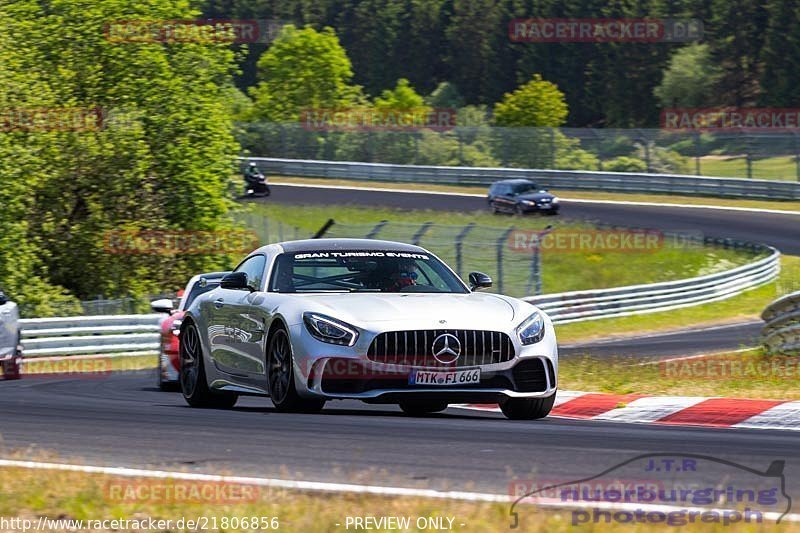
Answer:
[248,157,800,200]
[529,247,780,324]
[761,291,800,354]
[20,314,162,358]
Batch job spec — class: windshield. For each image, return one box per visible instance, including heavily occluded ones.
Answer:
[269,251,468,294]
[510,182,539,195]
[179,279,222,310]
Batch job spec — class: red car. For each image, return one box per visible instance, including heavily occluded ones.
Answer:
[150,272,228,390]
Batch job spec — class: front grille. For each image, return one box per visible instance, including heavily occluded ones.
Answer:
[367,330,515,368]
[512,358,549,392]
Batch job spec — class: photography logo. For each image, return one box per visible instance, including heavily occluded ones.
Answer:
[509,453,790,529]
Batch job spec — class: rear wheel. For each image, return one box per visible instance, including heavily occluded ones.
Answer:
[180,322,237,408]
[268,327,325,413]
[499,394,555,420]
[398,400,448,416]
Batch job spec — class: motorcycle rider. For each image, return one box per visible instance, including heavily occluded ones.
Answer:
[243,162,263,194]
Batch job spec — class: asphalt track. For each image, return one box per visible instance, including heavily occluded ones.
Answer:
[2,371,800,503]
[266,184,800,254]
[559,321,763,359]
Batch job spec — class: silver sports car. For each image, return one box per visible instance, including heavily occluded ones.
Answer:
[180,239,558,420]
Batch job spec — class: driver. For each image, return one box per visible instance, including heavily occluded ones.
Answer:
[388,259,419,291]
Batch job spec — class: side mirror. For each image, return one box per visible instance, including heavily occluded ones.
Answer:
[221,271,252,291]
[150,298,174,314]
[468,271,493,291]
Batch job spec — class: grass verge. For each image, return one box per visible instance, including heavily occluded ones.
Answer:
[269,176,800,213]
[1,462,797,532]
[559,348,800,400]
[21,354,157,376]
[554,255,800,344]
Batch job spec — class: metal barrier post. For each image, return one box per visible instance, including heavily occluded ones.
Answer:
[496,227,515,294]
[411,222,433,245]
[455,223,476,277]
[366,220,388,239]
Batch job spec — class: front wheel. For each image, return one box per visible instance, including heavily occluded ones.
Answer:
[267,328,325,413]
[500,394,555,420]
[180,322,237,408]
[399,400,448,416]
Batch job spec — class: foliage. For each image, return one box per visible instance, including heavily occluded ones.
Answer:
[249,24,362,121]
[493,75,568,128]
[0,0,240,315]
[603,156,648,173]
[654,44,722,108]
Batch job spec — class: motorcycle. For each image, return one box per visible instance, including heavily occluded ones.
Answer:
[244,172,271,197]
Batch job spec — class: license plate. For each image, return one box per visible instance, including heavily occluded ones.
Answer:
[409,368,481,386]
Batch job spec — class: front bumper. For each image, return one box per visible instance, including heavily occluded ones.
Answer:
[519,202,560,213]
[288,322,558,402]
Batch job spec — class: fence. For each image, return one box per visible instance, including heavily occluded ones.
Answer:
[322,219,772,296]
[762,292,800,355]
[238,123,800,182]
[249,157,800,200]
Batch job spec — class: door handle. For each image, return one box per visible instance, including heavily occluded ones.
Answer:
[214,298,224,309]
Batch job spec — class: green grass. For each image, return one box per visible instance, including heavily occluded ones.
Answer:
[555,255,800,344]
[22,354,156,375]
[2,462,799,532]
[243,203,758,300]
[697,155,798,181]
[560,348,800,400]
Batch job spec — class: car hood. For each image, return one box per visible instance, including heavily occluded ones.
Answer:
[287,292,526,328]
[517,192,553,201]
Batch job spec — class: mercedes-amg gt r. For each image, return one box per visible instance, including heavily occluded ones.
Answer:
[179,239,558,420]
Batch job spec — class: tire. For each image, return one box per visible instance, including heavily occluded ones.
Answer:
[399,400,448,416]
[490,201,500,214]
[267,327,325,413]
[180,322,238,408]
[514,204,526,216]
[499,394,555,420]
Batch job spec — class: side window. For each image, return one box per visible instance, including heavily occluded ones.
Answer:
[235,255,267,291]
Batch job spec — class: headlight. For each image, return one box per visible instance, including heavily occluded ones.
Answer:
[517,312,545,345]
[523,200,536,205]
[551,197,560,204]
[171,319,183,337]
[303,312,358,346]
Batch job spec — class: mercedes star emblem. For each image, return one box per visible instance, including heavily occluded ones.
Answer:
[431,333,461,365]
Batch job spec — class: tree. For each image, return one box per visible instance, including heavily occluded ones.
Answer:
[493,75,568,127]
[426,82,465,108]
[0,0,240,314]
[374,79,427,110]
[249,24,362,121]
[654,44,722,108]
